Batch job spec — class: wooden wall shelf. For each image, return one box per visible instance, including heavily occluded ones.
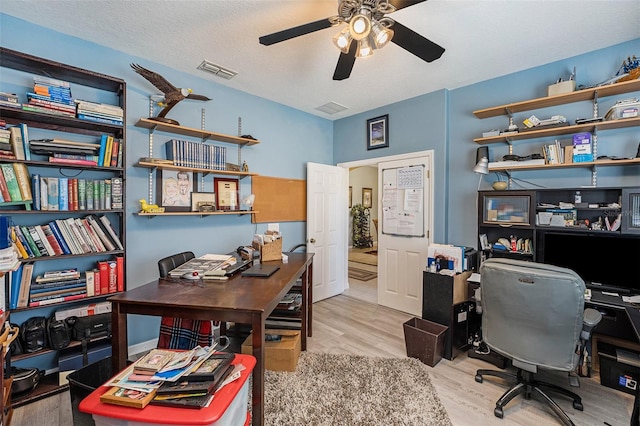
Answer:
[135,118,260,146]
[135,160,257,178]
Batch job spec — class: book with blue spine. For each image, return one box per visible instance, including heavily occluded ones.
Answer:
[97,134,108,169]
[58,177,69,211]
[48,220,71,255]
[10,264,23,309]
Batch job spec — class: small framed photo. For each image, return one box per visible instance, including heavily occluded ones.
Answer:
[214,177,240,210]
[362,187,372,208]
[349,186,353,208]
[191,192,216,212]
[156,169,196,212]
[367,114,389,150]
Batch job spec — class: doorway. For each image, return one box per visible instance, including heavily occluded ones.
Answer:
[339,150,434,315]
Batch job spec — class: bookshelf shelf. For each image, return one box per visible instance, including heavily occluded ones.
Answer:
[1,47,127,412]
[135,118,260,146]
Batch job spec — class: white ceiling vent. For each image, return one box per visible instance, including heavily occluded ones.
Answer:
[315,102,348,114]
[197,60,238,80]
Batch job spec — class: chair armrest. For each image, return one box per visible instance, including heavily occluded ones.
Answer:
[581,308,603,341]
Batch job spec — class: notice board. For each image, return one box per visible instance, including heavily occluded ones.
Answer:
[251,176,306,223]
[380,165,425,237]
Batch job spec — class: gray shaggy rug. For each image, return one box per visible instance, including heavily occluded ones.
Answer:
[264,352,452,425]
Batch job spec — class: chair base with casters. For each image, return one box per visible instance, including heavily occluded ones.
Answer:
[475,368,582,425]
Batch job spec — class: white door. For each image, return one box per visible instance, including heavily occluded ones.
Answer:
[377,155,433,315]
[307,162,348,302]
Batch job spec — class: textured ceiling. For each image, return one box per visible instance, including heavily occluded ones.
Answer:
[1,1,639,120]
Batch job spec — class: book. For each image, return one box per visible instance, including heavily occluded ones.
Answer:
[104,136,113,167]
[85,179,94,210]
[111,177,123,209]
[98,261,109,295]
[100,386,156,409]
[34,225,55,257]
[0,169,10,202]
[27,225,49,256]
[1,163,22,201]
[86,215,115,251]
[12,162,33,201]
[110,139,119,167]
[47,177,59,210]
[41,268,80,280]
[20,225,41,257]
[97,134,108,168]
[74,218,98,252]
[30,286,86,301]
[41,224,64,255]
[9,265,23,309]
[48,157,98,166]
[93,267,101,296]
[19,123,31,161]
[80,218,105,252]
[17,263,34,308]
[55,219,80,254]
[58,177,69,211]
[10,227,29,259]
[31,173,41,210]
[28,293,87,307]
[14,226,34,258]
[64,218,90,253]
[48,221,72,255]
[40,177,48,210]
[30,277,86,290]
[107,259,117,293]
[116,255,124,292]
[78,179,86,210]
[8,127,25,160]
[99,215,124,250]
[85,270,95,297]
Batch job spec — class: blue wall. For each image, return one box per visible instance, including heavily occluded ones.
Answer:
[0,14,333,348]
[1,12,639,352]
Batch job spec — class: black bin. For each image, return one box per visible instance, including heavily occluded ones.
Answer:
[67,357,112,426]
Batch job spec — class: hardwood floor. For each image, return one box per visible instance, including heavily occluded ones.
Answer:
[12,291,633,426]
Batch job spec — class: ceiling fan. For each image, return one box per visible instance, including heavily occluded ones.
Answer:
[259,0,445,81]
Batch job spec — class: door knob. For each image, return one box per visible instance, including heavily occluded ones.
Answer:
[309,238,316,243]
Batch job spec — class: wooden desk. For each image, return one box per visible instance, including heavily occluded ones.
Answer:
[108,252,313,426]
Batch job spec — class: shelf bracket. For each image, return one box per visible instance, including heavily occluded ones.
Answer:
[593,91,599,118]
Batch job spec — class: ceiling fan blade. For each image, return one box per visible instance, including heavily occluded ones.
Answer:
[333,42,357,81]
[388,0,428,11]
[259,18,334,46]
[390,21,445,63]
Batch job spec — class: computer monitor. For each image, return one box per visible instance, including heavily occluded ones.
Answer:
[538,231,640,294]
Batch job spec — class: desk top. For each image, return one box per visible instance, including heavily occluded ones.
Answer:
[108,253,313,315]
[79,354,255,424]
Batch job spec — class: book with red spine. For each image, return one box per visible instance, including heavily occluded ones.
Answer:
[107,259,117,293]
[29,292,87,307]
[116,256,124,292]
[97,261,109,295]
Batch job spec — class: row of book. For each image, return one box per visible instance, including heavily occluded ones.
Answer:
[0,76,123,125]
[10,214,123,261]
[8,259,123,309]
[165,139,227,170]
[0,163,32,204]
[30,176,123,211]
[4,121,123,167]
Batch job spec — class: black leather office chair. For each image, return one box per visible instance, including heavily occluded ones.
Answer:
[475,258,601,426]
[157,251,219,350]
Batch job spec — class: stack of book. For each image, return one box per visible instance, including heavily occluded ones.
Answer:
[29,138,100,157]
[28,268,87,307]
[165,139,227,170]
[0,162,31,204]
[101,347,237,409]
[23,76,75,118]
[76,100,123,126]
[10,215,123,261]
[30,176,122,211]
[0,127,14,160]
[0,92,21,109]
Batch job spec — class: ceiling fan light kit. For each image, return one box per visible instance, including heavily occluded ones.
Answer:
[259,0,445,80]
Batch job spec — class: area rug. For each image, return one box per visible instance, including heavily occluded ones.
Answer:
[365,249,378,255]
[264,352,452,425]
[348,267,377,281]
[348,251,378,266]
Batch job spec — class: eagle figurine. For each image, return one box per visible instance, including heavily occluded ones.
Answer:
[131,63,211,125]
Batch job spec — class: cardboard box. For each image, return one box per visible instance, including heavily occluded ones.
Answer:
[241,329,300,371]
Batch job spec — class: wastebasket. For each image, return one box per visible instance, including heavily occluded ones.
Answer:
[403,317,447,367]
[67,357,113,426]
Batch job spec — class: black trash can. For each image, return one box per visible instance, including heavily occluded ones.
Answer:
[403,317,447,367]
[67,357,112,426]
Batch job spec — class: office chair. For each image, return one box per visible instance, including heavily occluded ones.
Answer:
[157,251,219,350]
[475,258,601,426]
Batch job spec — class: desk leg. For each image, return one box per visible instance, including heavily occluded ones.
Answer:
[300,267,308,351]
[111,303,128,372]
[251,315,265,426]
[307,261,313,338]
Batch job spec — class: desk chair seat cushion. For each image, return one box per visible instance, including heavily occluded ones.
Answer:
[481,258,585,373]
[158,317,212,350]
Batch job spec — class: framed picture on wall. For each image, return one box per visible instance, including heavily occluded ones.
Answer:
[362,187,373,208]
[214,177,239,210]
[156,169,196,212]
[367,114,389,150]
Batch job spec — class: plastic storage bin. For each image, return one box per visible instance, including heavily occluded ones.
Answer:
[403,317,447,367]
[68,357,113,426]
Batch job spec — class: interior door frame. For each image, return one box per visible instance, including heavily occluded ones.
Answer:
[338,150,434,296]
